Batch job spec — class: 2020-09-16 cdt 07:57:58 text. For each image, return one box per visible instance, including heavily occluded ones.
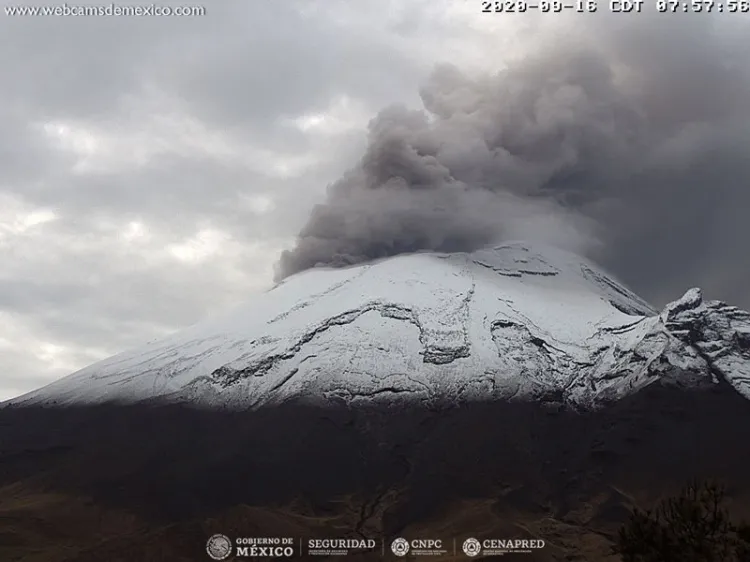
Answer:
[482,0,750,10]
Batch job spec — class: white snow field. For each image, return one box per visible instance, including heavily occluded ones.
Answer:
[6,242,749,410]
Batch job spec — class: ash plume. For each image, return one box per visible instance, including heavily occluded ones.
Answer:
[277,16,750,308]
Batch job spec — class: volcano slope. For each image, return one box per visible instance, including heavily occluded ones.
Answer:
[1,243,749,561]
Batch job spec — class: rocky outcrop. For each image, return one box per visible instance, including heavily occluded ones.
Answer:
[660,288,750,399]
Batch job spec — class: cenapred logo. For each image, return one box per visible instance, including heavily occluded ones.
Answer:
[206,534,232,560]
[462,537,481,557]
[461,537,546,557]
[391,537,410,556]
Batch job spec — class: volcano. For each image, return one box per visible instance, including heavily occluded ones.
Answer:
[2,242,750,561]
[6,242,750,410]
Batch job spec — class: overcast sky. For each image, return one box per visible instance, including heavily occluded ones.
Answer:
[1,2,748,401]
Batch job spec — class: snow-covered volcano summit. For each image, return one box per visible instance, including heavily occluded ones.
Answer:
[7,242,750,409]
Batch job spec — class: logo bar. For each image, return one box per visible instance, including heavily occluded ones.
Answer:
[205,534,546,558]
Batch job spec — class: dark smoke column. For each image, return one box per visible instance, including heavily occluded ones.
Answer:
[276,55,640,281]
[276,21,750,311]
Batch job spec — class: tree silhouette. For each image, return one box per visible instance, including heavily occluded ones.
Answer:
[616,480,750,562]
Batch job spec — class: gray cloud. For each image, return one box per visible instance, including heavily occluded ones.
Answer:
[5,0,518,402]
[278,15,750,313]
[0,0,427,399]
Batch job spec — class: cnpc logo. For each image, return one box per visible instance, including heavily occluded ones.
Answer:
[391,537,444,556]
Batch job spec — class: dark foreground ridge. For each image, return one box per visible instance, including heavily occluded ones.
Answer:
[1,381,750,561]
